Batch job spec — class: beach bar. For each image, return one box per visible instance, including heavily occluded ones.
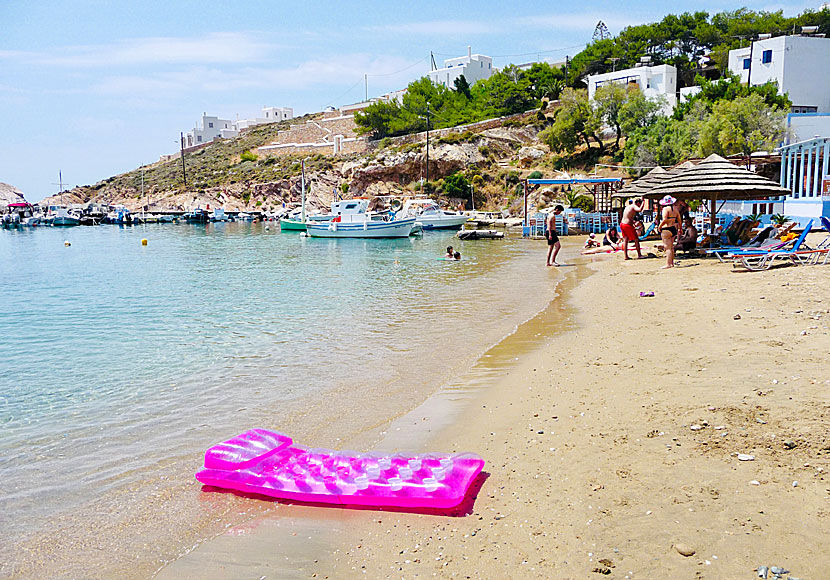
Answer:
[522,177,622,237]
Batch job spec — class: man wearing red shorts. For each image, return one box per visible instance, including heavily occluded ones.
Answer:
[620,198,645,260]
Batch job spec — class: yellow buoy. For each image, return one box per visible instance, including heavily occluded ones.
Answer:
[64,241,71,247]
[141,238,148,246]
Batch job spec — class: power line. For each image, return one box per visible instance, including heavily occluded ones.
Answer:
[432,43,585,59]
[366,56,429,77]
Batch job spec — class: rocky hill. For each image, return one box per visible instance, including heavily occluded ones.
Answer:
[39,110,626,214]
[1,182,27,205]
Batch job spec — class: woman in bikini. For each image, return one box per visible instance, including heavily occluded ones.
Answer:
[658,195,680,269]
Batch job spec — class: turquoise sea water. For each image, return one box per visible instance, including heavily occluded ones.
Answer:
[0,222,555,549]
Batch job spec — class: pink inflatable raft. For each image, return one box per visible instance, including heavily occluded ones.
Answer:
[195,429,485,509]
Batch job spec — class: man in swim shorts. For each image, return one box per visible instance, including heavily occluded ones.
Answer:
[546,205,564,266]
[620,197,645,260]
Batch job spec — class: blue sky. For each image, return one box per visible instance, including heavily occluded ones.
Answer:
[0,1,816,201]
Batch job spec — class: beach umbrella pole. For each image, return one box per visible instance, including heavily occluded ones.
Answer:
[710,196,717,246]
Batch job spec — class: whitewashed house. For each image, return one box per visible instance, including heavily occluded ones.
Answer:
[728,34,830,115]
[185,113,238,147]
[587,62,677,114]
[185,106,294,147]
[428,47,494,89]
[235,106,294,130]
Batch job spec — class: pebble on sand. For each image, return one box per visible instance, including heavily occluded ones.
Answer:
[674,543,695,557]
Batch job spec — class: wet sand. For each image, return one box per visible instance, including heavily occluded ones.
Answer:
[304,241,829,579]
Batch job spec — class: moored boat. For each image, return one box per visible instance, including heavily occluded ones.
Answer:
[305,199,415,238]
[400,198,469,230]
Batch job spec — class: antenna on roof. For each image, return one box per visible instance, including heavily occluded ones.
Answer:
[430,51,437,71]
[593,21,610,42]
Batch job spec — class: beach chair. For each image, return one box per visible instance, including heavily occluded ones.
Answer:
[638,221,656,240]
[817,217,830,249]
[732,220,815,271]
[704,226,782,262]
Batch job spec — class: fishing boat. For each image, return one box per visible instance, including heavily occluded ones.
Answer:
[183,208,210,223]
[305,199,415,238]
[400,198,469,230]
[47,206,80,226]
[104,205,133,225]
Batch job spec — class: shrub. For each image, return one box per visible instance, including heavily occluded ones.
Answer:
[340,182,350,194]
[240,150,257,162]
[572,194,594,212]
[528,170,543,180]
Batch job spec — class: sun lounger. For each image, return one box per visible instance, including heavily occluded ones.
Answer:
[705,227,786,262]
[638,222,656,240]
[732,220,818,270]
[818,217,830,250]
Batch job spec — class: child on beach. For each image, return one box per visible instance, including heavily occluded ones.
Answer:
[584,233,600,248]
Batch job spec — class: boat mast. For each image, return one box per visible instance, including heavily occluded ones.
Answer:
[301,158,306,223]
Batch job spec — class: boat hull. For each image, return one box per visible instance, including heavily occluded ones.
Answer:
[416,215,470,230]
[279,218,307,231]
[306,218,415,238]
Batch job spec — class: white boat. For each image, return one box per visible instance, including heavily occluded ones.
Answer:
[211,208,228,222]
[305,199,415,238]
[236,212,254,221]
[47,206,80,226]
[400,198,469,230]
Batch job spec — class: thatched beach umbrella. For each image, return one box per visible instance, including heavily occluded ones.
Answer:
[612,166,667,199]
[646,154,790,232]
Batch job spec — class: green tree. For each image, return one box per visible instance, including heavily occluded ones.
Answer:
[593,83,629,150]
[443,172,471,197]
[539,88,603,153]
[453,75,472,99]
[695,93,786,158]
[618,90,665,136]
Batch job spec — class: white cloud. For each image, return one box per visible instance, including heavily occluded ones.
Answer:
[31,32,279,67]
[89,54,421,98]
[369,19,501,36]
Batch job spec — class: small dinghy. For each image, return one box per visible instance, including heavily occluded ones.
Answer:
[457,229,504,240]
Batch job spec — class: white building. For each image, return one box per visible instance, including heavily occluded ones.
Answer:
[428,47,494,89]
[236,106,294,130]
[184,106,294,147]
[586,63,677,114]
[185,113,238,147]
[728,34,830,114]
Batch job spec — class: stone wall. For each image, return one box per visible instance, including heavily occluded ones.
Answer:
[256,110,368,158]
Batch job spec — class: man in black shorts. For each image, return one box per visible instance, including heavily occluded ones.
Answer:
[546,205,565,266]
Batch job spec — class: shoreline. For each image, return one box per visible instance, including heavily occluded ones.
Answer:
[310,251,830,579]
[152,243,582,579]
[3,233,560,580]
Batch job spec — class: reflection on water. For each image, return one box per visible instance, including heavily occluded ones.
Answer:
[0,222,555,550]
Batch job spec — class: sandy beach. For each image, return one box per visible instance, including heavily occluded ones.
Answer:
[149,236,830,580]
[11,236,829,579]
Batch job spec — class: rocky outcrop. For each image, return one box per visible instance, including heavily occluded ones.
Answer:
[0,182,27,205]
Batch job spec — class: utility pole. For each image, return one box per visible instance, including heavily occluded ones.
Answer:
[747,38,754,87]
[425,104,430,186]
[609,57,620,72]
[365,74,368,101]
[180,132,188,189]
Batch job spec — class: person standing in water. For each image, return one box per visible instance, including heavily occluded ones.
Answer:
[620,198,645,260]
[546,205,565,266]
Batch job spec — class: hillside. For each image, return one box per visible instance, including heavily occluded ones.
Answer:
[1,182,27,205]
[39,106,626,215]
